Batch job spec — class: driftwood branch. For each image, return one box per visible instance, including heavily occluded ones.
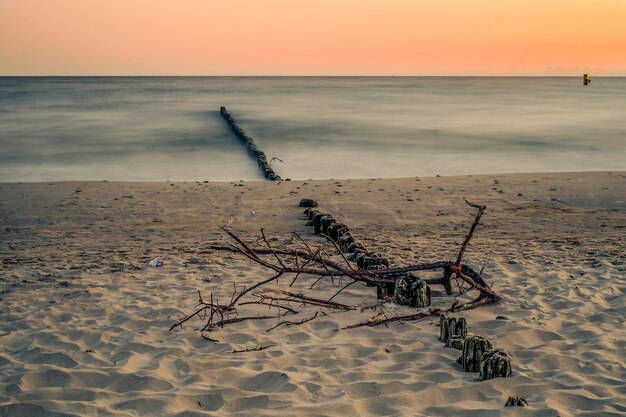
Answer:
[171,200,501,334]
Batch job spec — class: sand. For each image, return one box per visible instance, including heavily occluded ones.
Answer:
[0,171,624,417]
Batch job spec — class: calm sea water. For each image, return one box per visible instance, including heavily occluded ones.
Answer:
[1,77,624,182]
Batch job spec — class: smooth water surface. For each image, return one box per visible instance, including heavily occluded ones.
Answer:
[1,77,624,181]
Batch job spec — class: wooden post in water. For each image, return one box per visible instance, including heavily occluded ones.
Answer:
[583,74,591,85]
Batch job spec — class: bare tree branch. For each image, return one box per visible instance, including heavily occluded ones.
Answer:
[171,199,501,336]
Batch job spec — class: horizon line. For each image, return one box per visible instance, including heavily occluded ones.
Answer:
[1,74,624,78]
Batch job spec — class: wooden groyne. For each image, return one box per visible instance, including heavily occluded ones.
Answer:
[301,202,431,305]
[219,107,281,181]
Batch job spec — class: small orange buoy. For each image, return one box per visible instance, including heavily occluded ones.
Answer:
[583,74,591,85]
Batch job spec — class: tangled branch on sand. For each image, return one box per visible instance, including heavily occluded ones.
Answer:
[170,200,501,334]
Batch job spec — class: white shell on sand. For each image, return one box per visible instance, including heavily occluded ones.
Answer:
[148,257,163,268]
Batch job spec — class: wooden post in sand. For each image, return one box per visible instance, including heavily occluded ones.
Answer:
[457,335,493,372]
[479,349,512,380]
[394,273,431,307]
[219,107,282,181]
[439,315,467,343]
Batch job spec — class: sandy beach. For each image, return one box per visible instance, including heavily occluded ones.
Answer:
[0,171,624,417]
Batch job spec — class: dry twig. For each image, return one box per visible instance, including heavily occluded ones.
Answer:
[231,345,272,353]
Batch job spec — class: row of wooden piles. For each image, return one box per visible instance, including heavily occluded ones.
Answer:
[439,314,512,380]
[219,107,281,181]
[300,198,512,381]
[299,199,431,307]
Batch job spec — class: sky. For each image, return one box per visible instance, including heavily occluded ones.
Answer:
[1,0,625,76]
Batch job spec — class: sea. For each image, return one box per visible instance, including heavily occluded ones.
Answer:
[1,77,624,182]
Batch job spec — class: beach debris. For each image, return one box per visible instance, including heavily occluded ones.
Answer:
[439,315,467,343]
[505,396,528,407]
[172,199,502,338]
[219,107,281,181]
[480,349,512,380]
[148,257,163,267]
[457,335,493,372]
[299,198,318,207]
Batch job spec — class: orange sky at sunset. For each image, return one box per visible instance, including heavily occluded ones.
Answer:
[1,0,625,76]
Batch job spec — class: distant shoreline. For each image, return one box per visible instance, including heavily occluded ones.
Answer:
[2,75,626,78]
[0,170,624,185]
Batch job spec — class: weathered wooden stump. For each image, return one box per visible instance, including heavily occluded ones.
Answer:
[456,318,467,338]
[312,212,326,234]
[479,349,512,380]
[439,315,467,343]
[439,314,449,342]
[320,216,336,234]
[327,223,348,241]
[314,214,333,235]
[307,209,320,220]
[337,234,355,251]
[504,396,527,407]
[325,222,338,236]
[445,336,464,350]
[360,252,389,269]
[299,199,318,208]
[393,273,431,307]
[376,282,395,299]
[355,252,367,268]
[457,335,493,372]
[335,226,352,240]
